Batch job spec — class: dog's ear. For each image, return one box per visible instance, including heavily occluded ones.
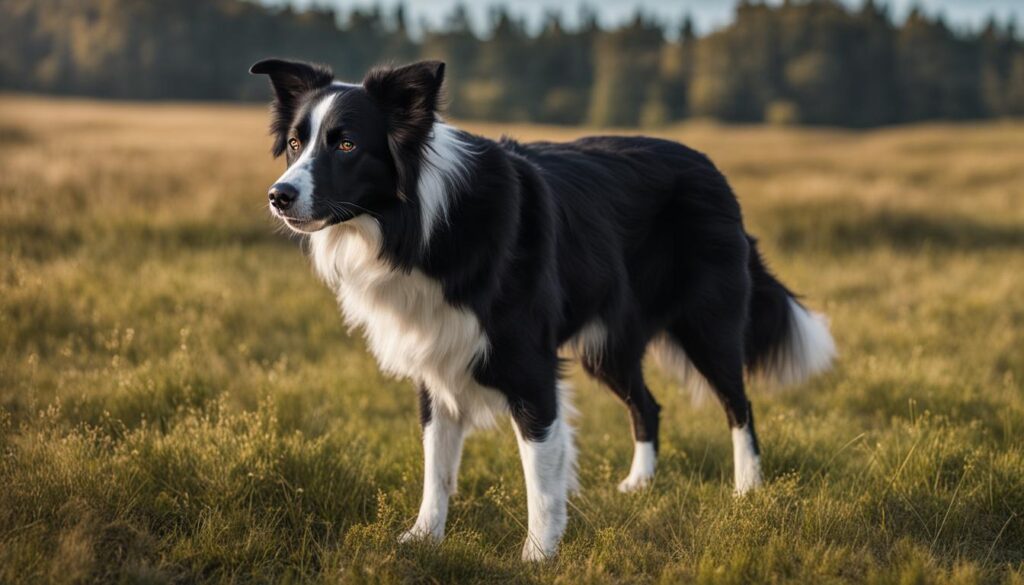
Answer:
[362,60,446,148]
[362,61,446,200]
[250,58,334,105]
[362,60,445,114]
[250,59,334,156]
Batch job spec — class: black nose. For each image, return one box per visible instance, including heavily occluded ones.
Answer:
[268,183,298,211]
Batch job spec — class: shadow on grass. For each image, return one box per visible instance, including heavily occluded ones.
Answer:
[765,203,1024,254]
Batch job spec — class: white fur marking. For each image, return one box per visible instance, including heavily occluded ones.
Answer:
[273,92,338,219]
[732,424,762,495]
[648,334,713,403]
[769,299,836,386]
[618,441,656,493]
[417,123,474,248]
[567,319,606,364]
[310,217,506,429]
[514,382,578,561]
[400,405,466,542]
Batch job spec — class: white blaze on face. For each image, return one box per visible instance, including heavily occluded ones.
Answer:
[273,92,338,220]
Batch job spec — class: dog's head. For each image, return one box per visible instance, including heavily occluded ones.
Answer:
[250,59,446,233]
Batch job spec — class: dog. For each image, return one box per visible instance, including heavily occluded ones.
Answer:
[250,58,835,560]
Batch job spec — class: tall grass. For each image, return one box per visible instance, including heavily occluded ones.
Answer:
[1,96,1022,584]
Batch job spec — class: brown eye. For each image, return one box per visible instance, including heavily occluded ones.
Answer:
[288,138,301,151]
[338,140,356,152]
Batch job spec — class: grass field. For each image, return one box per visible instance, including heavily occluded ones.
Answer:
[1,95,1022,584]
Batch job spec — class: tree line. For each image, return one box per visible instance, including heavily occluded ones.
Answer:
[1,0,1022,127]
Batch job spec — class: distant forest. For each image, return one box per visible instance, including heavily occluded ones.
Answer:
[1,0,1023,127]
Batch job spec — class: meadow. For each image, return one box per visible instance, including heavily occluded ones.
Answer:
[0,95,1022,584]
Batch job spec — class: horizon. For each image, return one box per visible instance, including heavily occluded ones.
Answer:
[260,0,1022,37]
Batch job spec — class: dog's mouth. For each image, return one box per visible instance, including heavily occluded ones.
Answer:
[274,210,356,234]
[272,209,330,233]
[283,216,327,232]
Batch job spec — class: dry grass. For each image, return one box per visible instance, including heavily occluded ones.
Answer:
[1,94,1022,584]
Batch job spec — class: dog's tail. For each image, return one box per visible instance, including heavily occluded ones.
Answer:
[744,235,836,386]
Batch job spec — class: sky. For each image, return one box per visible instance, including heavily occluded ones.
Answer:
[264,0,1022,37]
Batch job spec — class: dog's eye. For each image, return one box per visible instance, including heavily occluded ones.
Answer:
[288,138,301,151]
[338,140,356,152]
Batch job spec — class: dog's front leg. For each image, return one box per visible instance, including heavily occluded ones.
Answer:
[400,383,465,543]
[510,383,577,561]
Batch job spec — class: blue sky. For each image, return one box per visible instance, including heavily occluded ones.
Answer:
[263,0,1021,37]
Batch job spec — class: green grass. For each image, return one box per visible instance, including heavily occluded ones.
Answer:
[1,96,1022,584]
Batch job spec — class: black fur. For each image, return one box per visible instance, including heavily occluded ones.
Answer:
[363,61,446,203]
[417,382,432,428]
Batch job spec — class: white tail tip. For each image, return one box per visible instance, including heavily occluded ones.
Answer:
[766,299,836,387]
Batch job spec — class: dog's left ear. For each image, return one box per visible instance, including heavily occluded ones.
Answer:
[363,60,446,147]
[250,59,334,156]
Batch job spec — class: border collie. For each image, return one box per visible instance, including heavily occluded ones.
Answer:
[250,59,835,560]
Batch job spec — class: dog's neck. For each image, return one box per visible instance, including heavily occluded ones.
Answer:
[413,122,475,250]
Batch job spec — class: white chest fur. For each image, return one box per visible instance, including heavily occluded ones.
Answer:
[309,217,506,428]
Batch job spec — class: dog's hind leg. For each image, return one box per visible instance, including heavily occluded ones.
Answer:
[400,382,466,543]
[664,306,763,495]
[581,350,661,493]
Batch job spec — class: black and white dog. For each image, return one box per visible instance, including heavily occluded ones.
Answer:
[250,59,835,560]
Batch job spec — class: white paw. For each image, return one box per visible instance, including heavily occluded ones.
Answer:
[732,426,762,496]
[617,472,653,493]
[521,538,556,562]
[733,465,763,496]
[398,525,442,544]
[619,442,656,493]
